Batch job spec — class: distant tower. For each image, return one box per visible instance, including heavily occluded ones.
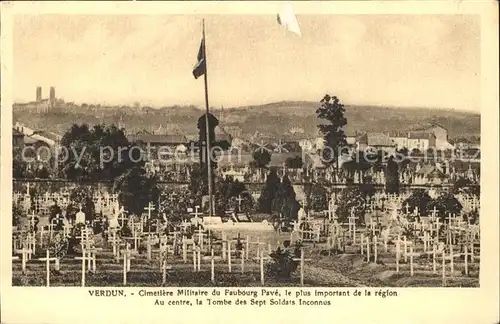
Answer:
[49,86,56,109]
[36,86,42,102]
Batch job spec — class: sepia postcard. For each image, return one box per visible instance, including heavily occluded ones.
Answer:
[1,1,498,324]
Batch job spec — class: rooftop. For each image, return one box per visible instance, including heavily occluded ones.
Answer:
[358,133,394,147]
[128,133,187,144]
[408,131,436,140]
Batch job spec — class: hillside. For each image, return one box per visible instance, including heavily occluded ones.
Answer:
[13,101,480,142]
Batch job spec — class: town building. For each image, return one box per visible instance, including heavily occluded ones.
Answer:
[13,86,59,113]
[357,132,396,155]
[407,131,436,151]
[389,131,408,149]
[411,122,453,150]
[127,130,188,160]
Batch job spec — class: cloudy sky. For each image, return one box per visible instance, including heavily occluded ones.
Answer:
[13,14,480,112]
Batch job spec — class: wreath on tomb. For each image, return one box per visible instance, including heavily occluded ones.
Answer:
[265,242,301,280]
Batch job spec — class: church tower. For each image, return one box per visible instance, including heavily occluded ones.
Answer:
[49,86,56,109]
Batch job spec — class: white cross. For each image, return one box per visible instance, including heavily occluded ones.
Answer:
[431,206,438,219]
[117,212,128,228]
[28,211,37,231]
[193,205,201,218]
[38,249,58,287]
[291,248,312,286]
[74,249,94,287]
[144,202,155,219]
[236,195,244,210]
[19,247,32,272]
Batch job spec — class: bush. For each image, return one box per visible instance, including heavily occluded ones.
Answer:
[265,243,301,281]
[335,187,366,225]
[114,166,160,217]
[463,209,479,224]
[430,192,463,220]
[401,189,433,216]
[258,169,281,214]
[13,204,23,228]
[308,184,328,212]
[452,177,479,196]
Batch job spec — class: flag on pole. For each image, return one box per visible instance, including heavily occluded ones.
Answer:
[277,2,302,37]
[192,39,206,79]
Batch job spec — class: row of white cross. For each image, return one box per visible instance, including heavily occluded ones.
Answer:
[14,225,312,287]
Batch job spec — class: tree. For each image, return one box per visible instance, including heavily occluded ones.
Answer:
[251,149,271,169]
[59,123,135,181]
[258,168,281,214]
[285,156,303,169]
[13,147,28,178]
[188,163,209,204]
[316,94,347,167]
[401,189,433,216]
[274,175,300,222]
[113,166,160,217]
[395,147,410,169]
[335,187,366,225]
[59,124,96,180]
[281,175,296,200]
[385,155,400,194]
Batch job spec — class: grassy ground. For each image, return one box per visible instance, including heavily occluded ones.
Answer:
[12,229,479,287]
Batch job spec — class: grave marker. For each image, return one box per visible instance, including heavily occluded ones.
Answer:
[38,249,58,287]
[292,248,311,286]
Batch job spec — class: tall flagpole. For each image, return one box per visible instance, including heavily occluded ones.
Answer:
[202,19,214,217]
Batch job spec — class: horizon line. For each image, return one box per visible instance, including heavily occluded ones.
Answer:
[12,98,481,115]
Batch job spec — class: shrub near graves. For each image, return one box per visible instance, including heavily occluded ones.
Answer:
[308,184,328,212]
[266,242,301,281]
[13,204,23,228]
[463,208,479,224]
[335,187,366,225]
[258,168,281,214]
[401,189,433,217]
[430,192,463,221]
[114,166,160,217]
[159,187,192,223]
